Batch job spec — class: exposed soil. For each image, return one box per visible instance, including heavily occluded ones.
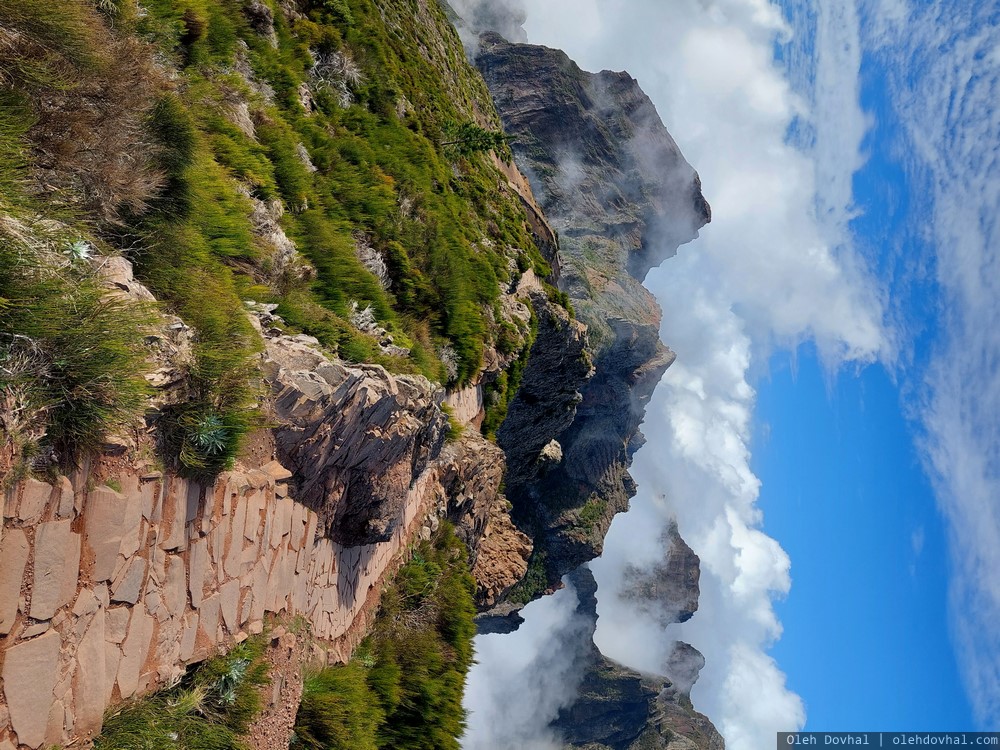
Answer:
[244,622,312,750]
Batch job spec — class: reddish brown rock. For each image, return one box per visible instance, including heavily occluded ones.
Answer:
[74,610,107,735]
[31,520,79,620]
[3,629,60,748]
[84,487,127,582]
[0,529,29,635]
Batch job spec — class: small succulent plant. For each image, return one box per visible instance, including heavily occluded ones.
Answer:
[189,413,228,455]
[65,239,93,262]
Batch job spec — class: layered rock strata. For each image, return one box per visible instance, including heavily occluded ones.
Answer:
[476,33,711,591]
[552,567,724,750]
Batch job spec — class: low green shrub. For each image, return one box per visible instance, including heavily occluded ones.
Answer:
[94,637,269,750]
[0,231,151,467]
[577,497,607,532]
[507,546,548,605]
[291,524,476,750]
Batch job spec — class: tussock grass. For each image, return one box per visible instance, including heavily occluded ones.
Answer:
[95,638,269,750]
[0,224,152,470]
[291,524,476,750]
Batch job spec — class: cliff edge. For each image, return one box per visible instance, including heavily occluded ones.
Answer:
[475,33,711,595]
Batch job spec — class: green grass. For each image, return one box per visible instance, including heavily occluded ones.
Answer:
[506,546,549,605]
[576,497,607,532]
[440,403,464,442]
[291,524,476,750]
[0,0,105,90]
[94,637,269,750]
[2,0,550,468]
[0,228,152,468]
[481,305,538,440]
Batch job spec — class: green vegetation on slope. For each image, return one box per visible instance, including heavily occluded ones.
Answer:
[0,10,153,475]
[93,637,269,750]
[129,0,549,384]
[292,523,476,750]
[0,224,153,480]
[0,0,551,473]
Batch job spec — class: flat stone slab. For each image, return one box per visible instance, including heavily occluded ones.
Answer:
[219,578,241,633]
[74,611,106,736]
[16,479,52,523]
[189,537,209,608]
[31,520,79,620]
[0,529,29,635]
[3,629,60,748]
[117,608,154,700]
[110,557,146,605]
[84,487,126,581]
[163,555,186,617]
[105,607,129,644]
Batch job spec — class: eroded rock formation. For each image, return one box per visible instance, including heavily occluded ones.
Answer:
[476,33,711,590]
[552,567,724,750]
[261,322,449,547]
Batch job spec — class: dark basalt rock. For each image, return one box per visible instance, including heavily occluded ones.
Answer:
[476,33,710,591]
[551,568,724,750]
[497,289,592,493]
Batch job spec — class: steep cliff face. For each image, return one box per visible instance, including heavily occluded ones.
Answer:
[475,34,710,590]
[552,568,724,750]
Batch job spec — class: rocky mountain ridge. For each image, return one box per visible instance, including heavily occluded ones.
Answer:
[553,567,724,750]
[474,32,711,597]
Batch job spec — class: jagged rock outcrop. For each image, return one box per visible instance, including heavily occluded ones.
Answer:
[93,255,194,407]
[552,568,724,750]
[475,33,710,591]
[260,323,449,547]
[438,430,533,606]
[620,520,701,625]
[468,498,533,607]
[476,34,710,285]
[254,310,530,601]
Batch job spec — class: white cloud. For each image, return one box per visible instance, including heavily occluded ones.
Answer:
[865,0,1000,728]
[462,584,591,750]
[510,2,883,749]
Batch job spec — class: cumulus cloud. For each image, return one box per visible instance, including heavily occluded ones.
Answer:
[465,2,885,749]
[869,1,1000,726]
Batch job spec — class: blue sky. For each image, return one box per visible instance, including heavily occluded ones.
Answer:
[756,0,994,731]
[463,1,1000,747]
[757,349,972,729]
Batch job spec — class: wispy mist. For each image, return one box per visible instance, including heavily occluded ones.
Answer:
[463,584,590,750]
[866,0,1000,727]
[445,0,526,55]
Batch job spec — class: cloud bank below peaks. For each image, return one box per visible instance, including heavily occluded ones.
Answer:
[511,1,886,749]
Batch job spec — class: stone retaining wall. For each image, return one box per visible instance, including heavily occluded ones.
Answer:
[0,461,439,749]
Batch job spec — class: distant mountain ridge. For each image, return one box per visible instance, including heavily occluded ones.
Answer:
[474,30,710,598]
